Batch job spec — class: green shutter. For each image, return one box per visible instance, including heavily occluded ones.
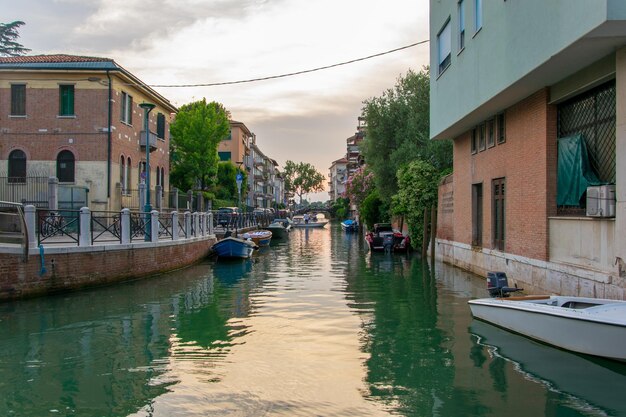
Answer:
[59,85,74,116]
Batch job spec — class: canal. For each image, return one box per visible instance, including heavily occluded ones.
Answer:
[1,223,625,416]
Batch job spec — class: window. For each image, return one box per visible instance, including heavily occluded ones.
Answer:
[57,150,75,183]
[59,85,74,116]
[493,178,505,250]
[225,130,232,140]
[472,183,483,247]
[139,161,146,184]
[558,80,615,183]
[126,157,131,192]
[218,151,231,161]
[458,0,465,51]
[121,92,133,124]
[478,123,486,151]
[437,19,452,75]
[487,118,495,147]
[474,0,483,33]
[156,166,161,186]
[497,112,506,144]
[160,167,165,189]
[471,128,478,154]
[11,84,26,116]
[120,155,125,189]
[156,112,165,139]
[8,150,26,183]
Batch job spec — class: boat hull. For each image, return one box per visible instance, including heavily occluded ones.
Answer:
[266,225,288,239]
[292,221,327,228]
[468,297,626,361]
[247,230,272,246]
[212,237,257,259]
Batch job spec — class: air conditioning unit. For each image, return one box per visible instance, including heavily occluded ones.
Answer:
[586,185,616,217]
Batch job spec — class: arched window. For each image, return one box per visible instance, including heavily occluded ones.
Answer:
[161,167,165,189]
[8,150,26,183]
[126,157,131,190]
[120,155,125,190]
[156,166,161,186]
[57,150,75,183]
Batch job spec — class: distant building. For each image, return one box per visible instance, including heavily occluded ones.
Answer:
[328,157,347,202]
[218,120,252,166]
[430,0,626,298]
[0,54,176,211]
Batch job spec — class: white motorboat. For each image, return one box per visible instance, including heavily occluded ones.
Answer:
[291,215,328,228]
[468,272,626,361]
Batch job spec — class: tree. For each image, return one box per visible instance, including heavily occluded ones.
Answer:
[282,161,325,204]
[392,160,442,249]
[213,161,246,201]
[170,99,230,193]
[360,67,452,202]
[344,166,375,208]
[0,21,30,57]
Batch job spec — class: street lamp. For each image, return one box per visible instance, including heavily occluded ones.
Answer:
[139,102,156,241]
[236,161,244,212]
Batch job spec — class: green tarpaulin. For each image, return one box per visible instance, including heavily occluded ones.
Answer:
[557,134,601,206]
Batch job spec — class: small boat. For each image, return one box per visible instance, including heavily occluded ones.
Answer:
[265,218,292,239]
[341,219,358,232]
[365,223,410,252]
[244,230,272,246]
[468,271,626,361]
[212,236,258,259]
[292,215,328,228]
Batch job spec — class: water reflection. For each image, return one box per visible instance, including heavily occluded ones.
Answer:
[1,222,625,416]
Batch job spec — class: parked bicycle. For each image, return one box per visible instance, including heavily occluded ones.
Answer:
[40,211,65,238]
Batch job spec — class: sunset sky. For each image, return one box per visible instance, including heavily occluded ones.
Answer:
[7,0,430,201]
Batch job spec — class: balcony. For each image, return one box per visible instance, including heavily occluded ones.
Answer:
[140,130,157,152]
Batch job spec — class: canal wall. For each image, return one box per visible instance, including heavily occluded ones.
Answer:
[0,236,217,301]
[434,239,625,300]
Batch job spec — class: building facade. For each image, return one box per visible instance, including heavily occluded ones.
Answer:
[328,157,347,202]
[0,54,176,211]
[430,0,626,298]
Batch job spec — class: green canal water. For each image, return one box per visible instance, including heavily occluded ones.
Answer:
[1,223,626,416]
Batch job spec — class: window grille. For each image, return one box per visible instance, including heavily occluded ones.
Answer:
[558,80,616,184]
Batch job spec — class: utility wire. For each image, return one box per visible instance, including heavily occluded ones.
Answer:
[150,40,429,88]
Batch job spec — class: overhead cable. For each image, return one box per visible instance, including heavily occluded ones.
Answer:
[150,40,429,88]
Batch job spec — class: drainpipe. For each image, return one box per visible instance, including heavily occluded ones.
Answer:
[106,70,112,200]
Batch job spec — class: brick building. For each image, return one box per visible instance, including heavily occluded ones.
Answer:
[0,54,177,211]
[430,0,626,298]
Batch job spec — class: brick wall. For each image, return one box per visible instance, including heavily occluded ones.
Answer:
[450,89,556,261]
[0,238,216,300]
[437,173,454,241]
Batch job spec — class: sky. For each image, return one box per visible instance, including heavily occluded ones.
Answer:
[6,0,431,201]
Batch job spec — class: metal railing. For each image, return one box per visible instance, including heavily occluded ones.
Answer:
[0,177,48,208]
[37,208,80,245]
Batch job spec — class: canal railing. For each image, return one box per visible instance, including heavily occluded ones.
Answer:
[1,205,279,249]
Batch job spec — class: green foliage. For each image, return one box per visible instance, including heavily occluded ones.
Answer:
[331,197,350,219]
[213,161,246,201]
[360,189,388,229]
[361,67,452,203]
[213,198,237,209]
[283,160,325,204]
[170,99,230,192]
[392,160,440,249]
[0,21,30,57]
[344,166,375,208]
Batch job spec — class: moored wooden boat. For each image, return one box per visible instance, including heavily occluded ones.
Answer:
[341,219,358,232]
[245,230,272,246]
[212,236,258,259]
[265,218,292,239]
[365,223,410,252]
[468,272,626,361]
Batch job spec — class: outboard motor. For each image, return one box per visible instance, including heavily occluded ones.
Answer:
[486,272,522,298]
